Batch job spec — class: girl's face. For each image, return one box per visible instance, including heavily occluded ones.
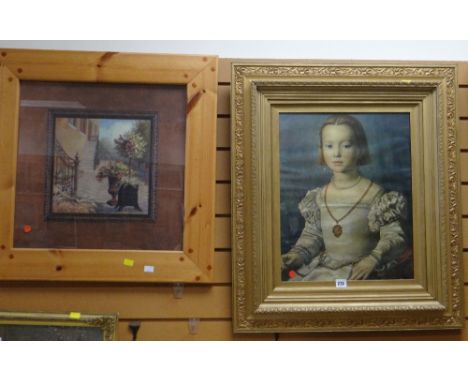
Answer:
[321,123,359,174]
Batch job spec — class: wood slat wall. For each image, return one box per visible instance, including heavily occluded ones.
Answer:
[1,59,468,340]
[457,77,468,335]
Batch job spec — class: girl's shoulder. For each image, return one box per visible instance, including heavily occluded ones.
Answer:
[298,187,322,223]
[364,180,408,208]
[368,187,408,231]
[299,187,322,209]
[366,180,385,202]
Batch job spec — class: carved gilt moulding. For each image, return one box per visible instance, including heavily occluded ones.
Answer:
[0,311,117,340]
[231,63,463,332]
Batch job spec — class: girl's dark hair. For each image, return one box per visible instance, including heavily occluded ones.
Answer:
[319,114,371,166]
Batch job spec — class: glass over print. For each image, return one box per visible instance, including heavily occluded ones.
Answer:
[280,113,413,282]
[14,81,185,251]
[47,112,156,220]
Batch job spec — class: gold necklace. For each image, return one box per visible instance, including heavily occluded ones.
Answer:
[324,180,373,238]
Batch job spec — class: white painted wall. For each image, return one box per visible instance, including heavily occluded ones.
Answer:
[2,40,468,61]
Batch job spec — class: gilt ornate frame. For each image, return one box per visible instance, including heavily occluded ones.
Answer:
[231,62,464,332]
[0,48,218,283]
[0,311,117,340]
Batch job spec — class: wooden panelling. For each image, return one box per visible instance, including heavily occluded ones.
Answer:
[215,217,231,249]
[0,285,232,320]
[5,280,456,323]
[461,153,468,182]
[218,59,233,84]
[461,186,468,215]
[459,88,468,117]
[459,63,468,86]
[463,219,468,249]
[216,183,231,215]
[117,319,274,341]
[216,150,231,181]
[217,117,231,148]
[116,318,467,341]
[217,85,230,115]
[213,251,231,284]
[464,252,468,283]
[460,121,468,149]
[465,288,468,317]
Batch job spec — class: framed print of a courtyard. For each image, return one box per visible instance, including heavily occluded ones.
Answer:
[0,48,217,283]
[46,111,156,220]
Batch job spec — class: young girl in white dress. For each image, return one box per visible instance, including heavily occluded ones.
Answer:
[282,115,408,281]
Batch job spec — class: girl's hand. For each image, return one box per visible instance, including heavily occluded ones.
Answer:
[282,252,303,270]
[350,255,378,280]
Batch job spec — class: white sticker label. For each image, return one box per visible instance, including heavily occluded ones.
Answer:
[144,265,155,273]
[335,279,347,288]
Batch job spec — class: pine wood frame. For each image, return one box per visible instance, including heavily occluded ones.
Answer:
[0,48,218,283]
[231,62,464,332]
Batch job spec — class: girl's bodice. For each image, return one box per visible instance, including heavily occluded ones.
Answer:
[315,184,383,268]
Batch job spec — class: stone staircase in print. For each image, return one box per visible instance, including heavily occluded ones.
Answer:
[76,140,109,203]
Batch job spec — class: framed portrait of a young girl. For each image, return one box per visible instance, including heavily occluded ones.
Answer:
[231,63,464,332]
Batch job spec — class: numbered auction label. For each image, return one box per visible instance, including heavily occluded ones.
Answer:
[335,279,347,288]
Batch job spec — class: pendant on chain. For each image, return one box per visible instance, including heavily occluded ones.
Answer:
[332,224,343,237]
